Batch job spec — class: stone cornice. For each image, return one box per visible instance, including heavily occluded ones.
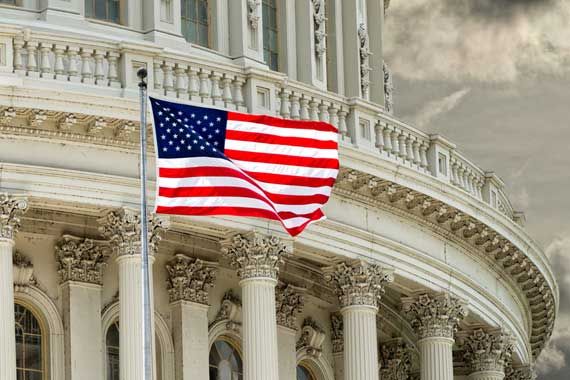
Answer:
[324,260,393,309]
[0,193,28,241]
[165,253,218,304]
[275,282,305,330]
[458,328,514,374]
[379,338,413,380]
[401,292,468,340]
[220,231,291,281]
[55,234,110,285]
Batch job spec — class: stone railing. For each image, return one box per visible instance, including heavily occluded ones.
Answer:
[0,26,517,221]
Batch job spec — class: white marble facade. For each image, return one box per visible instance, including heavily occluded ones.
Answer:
[0,1,557,380]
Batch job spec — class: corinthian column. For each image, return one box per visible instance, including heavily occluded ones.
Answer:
[459,328,514,380]
[324,260,394,380]
[221,232,291,380]
[56,235,110,380]
[99,208,168,380]
[275,282,305,380]
[401,293,468,380]
[0,194,28,380]
[166,254,218,380]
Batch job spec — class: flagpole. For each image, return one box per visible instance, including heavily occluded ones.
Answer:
[137,67,153,380]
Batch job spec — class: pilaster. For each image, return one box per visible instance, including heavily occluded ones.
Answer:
[275,282,305,380]
[142,0,186,47]
[166,254,218,380]
[229,0,265,66]
[0,193,28,380]
[458,328,514,380]
[295,0,327,88]
[379,338,413,380]
[331,312,345,380]
[56,234,110,380]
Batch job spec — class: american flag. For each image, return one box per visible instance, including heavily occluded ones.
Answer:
[149,97,339,237]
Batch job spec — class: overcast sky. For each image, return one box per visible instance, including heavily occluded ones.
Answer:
[384,0,570,378]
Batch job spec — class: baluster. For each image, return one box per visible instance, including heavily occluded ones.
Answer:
[390,129,400,157]
[107,52,120,88]
[39,42,53,79]
[413,140,421,166]
[54,45,66,80]
[80,48,94,84]
[221,74,233,108]
[211,72,223,106]
[309,99,319,121]
[67,46,80,82]
[375,122,385,153]
[398,132,407,159]
[476,180,484,199]
[420,143,429,170]
[383,126,392,154]
[328,104,339,128]
[457,166,466,190]
[319,101,330,123]
[162,62,175,97]
[467,173,475,194]
[199,69,210,103]
[153,59,163,91]
[338,108,348,140]
[188,67,200,101]
[406,136,415,163]
[232,77,245,111]
[299,96,310,120]
[13,38,25,75]
[279,89,291,118]
[26,41,39,78]
[290,93,300,120]
[94,50,106,86]
[450,159,458,185]
[175,64,187,98]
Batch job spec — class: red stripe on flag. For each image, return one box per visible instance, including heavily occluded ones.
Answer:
[224,149,340,169]
[225,130,338,149]
[227,111,337,133]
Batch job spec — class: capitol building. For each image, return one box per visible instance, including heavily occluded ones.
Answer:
[0,1,558,380]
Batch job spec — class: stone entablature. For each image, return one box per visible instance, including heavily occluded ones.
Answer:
[379,338,413,380]
[402,293,468,340]
[458,328,514,374]
[165,254,218,304]
[55,234,110,285]
[0,193,28,241]
[275,282,305,330]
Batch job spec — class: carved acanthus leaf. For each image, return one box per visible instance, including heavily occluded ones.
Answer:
[166,254,218,304]
[331,312,344,353]
[358,23,372,99]
[275,282,305,329]
[505,365,537,380]
[459,328,514,373]
[312,0,327,58]
[379,339,413,380]
[55,234,110,285]
[0,193,28,240]
[247,0,261,30]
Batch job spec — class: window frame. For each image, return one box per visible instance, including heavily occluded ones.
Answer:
[296,362,318,380]
[262,0,280,72]
[181,0,211,48]
[85,0,122,25]
[208,336,244,380]
[14,301,47,380]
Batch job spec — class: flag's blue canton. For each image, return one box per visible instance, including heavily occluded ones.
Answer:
[150,97,228,159]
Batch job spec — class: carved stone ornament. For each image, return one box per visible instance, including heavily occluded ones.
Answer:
[13,251,35,289]
[247,0,261,30]
[312,0,327,58]
[296,317,326,358]
[358,23,372,99]
[166,254,218,304]
[459,328,514,374]
[383,61,394,114]
[323,260,393,309]
[331,312,344,353]
[221,231,291,281]
[55,235,110,285]
[379,339,413,380]
[275,282,305,329]
[505,365,537,380]
[401,292,468,339]
[0,193,28,241]
[98,208,169,256]
[213,290,242,332]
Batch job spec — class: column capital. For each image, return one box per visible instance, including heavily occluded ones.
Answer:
[324,260,393,309]
[458,328,514,374]
[98,208,169,257]
[166,254,218,305]
[0,194,28,241]
[401,292,468,339]
[379,338,413,380]
[275,282,305,330]
[505,365,537,380]
[220,231,291,281]
[55,235,111,285]
[296,317,326,359]
[331,312,344,354]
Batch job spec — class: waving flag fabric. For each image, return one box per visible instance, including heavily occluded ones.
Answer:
[149,97,339,236]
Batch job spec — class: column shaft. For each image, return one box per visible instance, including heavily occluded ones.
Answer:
[418,337,454,380]
[468,372,505,380]
[342,305,379,380]
[241,278,279,380]
[277,326,297,380]
[0,239,16,380]
[62,282,104,380]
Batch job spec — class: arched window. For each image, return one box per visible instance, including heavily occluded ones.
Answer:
[85,0,120,24]
[262,0,279,71]
[181,0,209,47]
[296,364,316,380]
[15,303,44,380]
[209,339,243,380]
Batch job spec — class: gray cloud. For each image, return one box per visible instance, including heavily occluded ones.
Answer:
[412,88,471,128]
[384,0,570,82]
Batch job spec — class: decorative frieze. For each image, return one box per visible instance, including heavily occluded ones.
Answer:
[312,0,327,58]
[358,23,372,99]
[505,365,536,380]
[247,0,261,30]
[331,312,344,353]
[221,232,291,280]
[379,339,413,380]
[165,254,218,304]
[213,290,242,332]
[296,317,326,358]
[324,260,393,309]
[459,328,514,374]
[275,282,305,330]
[0,194,28,241]
[98,208,169,256]
[401,292,468,339]
[55,235,110,285]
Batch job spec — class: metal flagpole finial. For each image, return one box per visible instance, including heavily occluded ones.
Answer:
[137,68,148,89]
